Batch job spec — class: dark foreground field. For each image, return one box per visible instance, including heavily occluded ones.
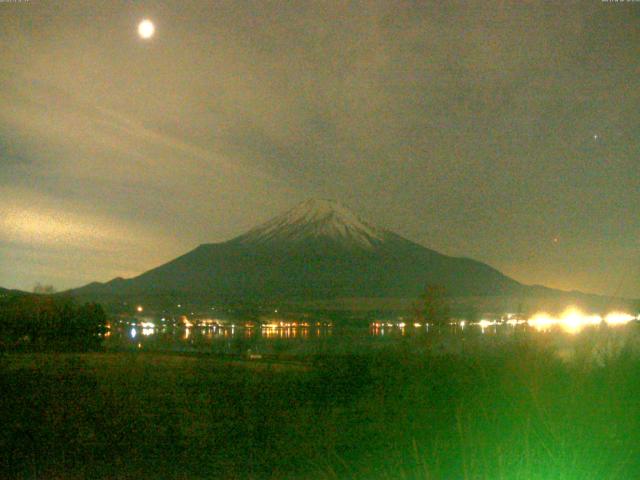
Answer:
[2,337,640,479]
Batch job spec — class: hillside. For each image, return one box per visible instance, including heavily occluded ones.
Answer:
[67,199,631,311]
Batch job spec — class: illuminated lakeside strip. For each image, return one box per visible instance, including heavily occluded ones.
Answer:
[524,308,635,334]
[367,308,637,334]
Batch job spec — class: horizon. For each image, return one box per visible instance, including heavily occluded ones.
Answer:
[3,194,639,299]
[28,197,639,301]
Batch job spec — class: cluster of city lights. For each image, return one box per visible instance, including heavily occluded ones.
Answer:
[371,321,422,329]
[262,321,332,329]
[473,308,637,334]
[129,305,636,338]
[370,308,637,335]
[525,308,636,334]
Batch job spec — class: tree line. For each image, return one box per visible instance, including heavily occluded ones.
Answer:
[0,292,107,352]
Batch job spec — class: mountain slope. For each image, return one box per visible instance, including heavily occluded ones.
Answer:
[68,199,540,302]
[0,287,29,298]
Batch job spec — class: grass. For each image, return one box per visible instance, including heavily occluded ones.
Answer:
[1,331,640,479]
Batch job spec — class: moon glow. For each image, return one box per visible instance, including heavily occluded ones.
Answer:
[138,19,155,39]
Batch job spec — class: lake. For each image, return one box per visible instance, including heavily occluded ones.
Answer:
[104,318,640,362]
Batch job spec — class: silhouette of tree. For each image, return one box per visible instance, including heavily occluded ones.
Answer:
[460,303,479,323]
[414,285,450,328]
[0,293,107,352]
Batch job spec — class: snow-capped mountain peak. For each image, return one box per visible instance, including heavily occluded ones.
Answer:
[235,199,386,248]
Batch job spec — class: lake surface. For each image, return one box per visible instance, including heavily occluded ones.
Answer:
[104,319,640,360]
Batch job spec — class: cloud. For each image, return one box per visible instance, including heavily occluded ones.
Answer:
[0,0,637,296]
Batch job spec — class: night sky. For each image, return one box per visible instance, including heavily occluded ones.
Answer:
[0,0,638,297]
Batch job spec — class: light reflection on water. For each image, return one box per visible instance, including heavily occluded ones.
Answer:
[121,320,638,342]
[105,313,639,358]
[105,323,336,357]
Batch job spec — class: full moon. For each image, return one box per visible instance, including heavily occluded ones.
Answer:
[138,19,155,39]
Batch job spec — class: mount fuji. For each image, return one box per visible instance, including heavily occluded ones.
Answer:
[69,199,539,305]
